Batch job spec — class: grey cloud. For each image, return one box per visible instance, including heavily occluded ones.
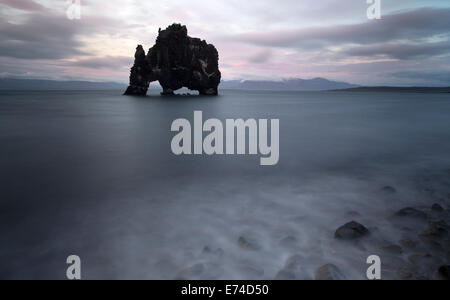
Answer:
[0,41,85,60]
[230,8,450,52]
[67,56,133,69]
[343,40,450,60]
[0,15,87,59]
[248,50,273,64]
[0,11,128,60]
[389,71,450,84]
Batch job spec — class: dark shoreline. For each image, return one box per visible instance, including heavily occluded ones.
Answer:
[331,87,450,93]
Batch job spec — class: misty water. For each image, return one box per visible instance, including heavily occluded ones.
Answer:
[0,89,449,279]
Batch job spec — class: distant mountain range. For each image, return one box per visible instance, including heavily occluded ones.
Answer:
[333,86,450,93]
[221,78,359,91]
[0,77,358,91]
[1,78,448,93]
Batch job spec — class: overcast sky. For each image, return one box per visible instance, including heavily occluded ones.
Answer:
[0,0,449,86]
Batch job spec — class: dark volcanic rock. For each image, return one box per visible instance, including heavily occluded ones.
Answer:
[400,239,417,249]
[381,186,397,194]
[279,236,298,247]
[432,203,444,212]
[238,236,261,251]
[381,244,403,255]
[174,263,205,280]
[284,255,303,270]
[395,207,427,219]
[124,45,150,95]
[275,269,296,280]
[421,220,449,239]
[202,246,224,258]
[315,264,347,280]
[124,24,221,96]
[237,261,264,278]
[335,221,370,240]
[396,266,415,280]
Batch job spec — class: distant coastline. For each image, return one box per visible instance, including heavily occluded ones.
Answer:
[1,78,449,93]
[332,86,450,93]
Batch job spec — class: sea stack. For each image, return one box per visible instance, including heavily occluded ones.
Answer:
[124,24,221,96]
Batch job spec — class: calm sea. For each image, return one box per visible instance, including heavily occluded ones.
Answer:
[1,89,449,279]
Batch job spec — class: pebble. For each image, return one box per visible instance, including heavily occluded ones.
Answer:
[432,203,444,212]
[335,221,370,240]
[395,207,427,219]
[315,264,347,280]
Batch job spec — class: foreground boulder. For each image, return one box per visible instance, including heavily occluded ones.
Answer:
[124,24,221,96]
[421,220,449,239]
[174,263,205,280]
[432,203,444,212]
[275,269,296,280]
[395,207,427,219]
[381,186,397,194]
[335,221,370,240]
[237,236,261,251]
[315,264,347,280]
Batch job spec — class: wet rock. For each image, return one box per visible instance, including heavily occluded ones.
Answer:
[275,269,296,280]
[202,246,224,258]
[124,24,221,96]
[174,263,205,280]
[381,255,408,273]
[438,265,450,280]
[284,255,303,270]
[400,239,417,249]
[237,262,264,278]
[407,253,441,275]
[202,246,212,254]
[408,253,433,265]
[335,221,370,240]
[279,236,298,247]
[278,255,305,280]
[396,266,426,280]
[401,227,413,232]
[215,248,225,257]
[154,257,177,277]
[395,207,427,219]
[421,220,449,239]
[203,263,225,280]
[238,236,261,251]
[315,264,347,280]
[432,203,444,212]
[381,244,403,255]
[422,239,442,250]
[381,186,397,194]
[397,266,415,280]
